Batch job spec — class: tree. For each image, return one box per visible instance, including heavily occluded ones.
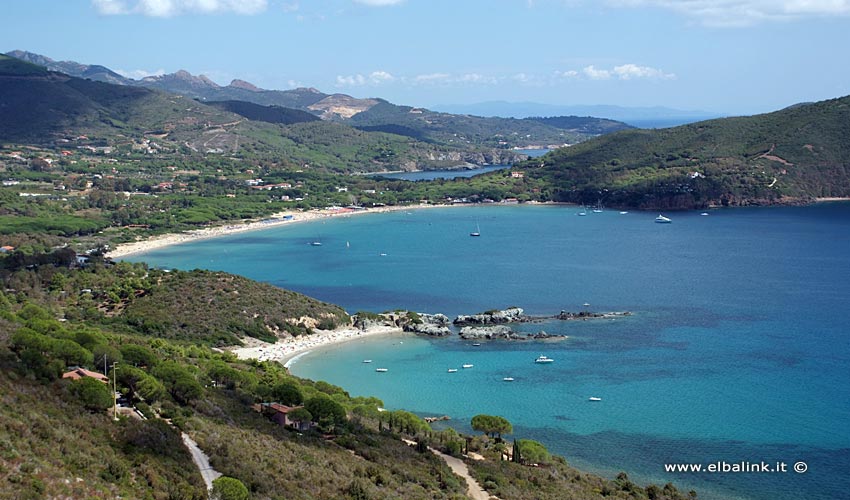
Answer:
[304,394,347,425]
[120,344,157,367]
[470,414,513,440]
[270,381,303,406]
[287,407,312,428]
[92,344,123,369]
[71,377,113,412]
[514,439,549,465]
[211,476,249,500]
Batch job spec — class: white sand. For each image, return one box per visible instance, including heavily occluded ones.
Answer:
[106,204,448,259]
[229,324,407,368]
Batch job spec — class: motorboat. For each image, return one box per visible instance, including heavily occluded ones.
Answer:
[462,364,474,369]
[534,355,554,364]
[362,359,372,363]
[447,368,458,373]
[654,215,672,223]
[375,368,388,372]
[588,397,602,402]
[502,377,515,382]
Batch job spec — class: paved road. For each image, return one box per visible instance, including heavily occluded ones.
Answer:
[182,433,222,490]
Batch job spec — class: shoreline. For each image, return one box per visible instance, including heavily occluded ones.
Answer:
[106,203,452,259]
[228,324,409,369]
[107,198,850,260]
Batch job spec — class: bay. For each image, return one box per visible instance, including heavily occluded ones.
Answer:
[369,148,549,181]
[126,203,850,500]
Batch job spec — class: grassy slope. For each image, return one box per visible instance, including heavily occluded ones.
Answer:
[121,269,350,345]
[519,95,850,208]
[0,263,696,500]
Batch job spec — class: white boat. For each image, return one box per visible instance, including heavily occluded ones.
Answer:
[592,208,603,213]
[588,397,602,402]
[362,359,372,363]
[619,211,629,215]
[447,368,458,373]
[462,364,474,369]
[654,215,672,223]
[471,343,481,347]
[534,355,554,364]
[700,212,709,216]
[577,211,587,216]
[310,241,322,246]
[503,377,515,382]
[470,221,481,237]
[375,368,388,372]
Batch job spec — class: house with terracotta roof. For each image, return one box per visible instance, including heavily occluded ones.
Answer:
[62,367,109,383]
[253,402,314,431]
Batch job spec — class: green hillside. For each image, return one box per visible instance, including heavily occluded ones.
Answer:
[205,100,320,125]
[348,100,629,147]
[0,259,696,500]
[0,55,523,173]
[517,95,850,209]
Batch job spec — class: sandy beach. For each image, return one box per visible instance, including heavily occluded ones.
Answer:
[106,203,449,259]
[229,324,408,368]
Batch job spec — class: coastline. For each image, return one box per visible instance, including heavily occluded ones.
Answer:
[106,203,450,259]
[228,324,409,369]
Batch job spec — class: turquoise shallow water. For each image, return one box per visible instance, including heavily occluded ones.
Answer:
[128,203,850,500]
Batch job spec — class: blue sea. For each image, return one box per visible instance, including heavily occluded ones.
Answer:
[127,203,850,500]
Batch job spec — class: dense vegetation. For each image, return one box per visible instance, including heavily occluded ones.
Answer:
[204,100,320,125]
[516,96,850,208]
[0,259,697,499]
[0,55,520,173]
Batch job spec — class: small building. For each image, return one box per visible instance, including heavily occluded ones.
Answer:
[62,367,109,384]
[253,403,314,431]
[511,171,525,178]
[0,246,14,253]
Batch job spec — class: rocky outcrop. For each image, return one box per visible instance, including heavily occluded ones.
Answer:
[555,310,631,321]
[403,313,452,337]
[454,307,527,326]
[458,325,554,341]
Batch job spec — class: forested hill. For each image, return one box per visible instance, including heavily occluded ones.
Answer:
[517,95,850,209]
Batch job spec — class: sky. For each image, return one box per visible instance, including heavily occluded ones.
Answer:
[2,0,850,115]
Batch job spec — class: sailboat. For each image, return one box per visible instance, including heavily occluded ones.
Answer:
[470,221,481,237]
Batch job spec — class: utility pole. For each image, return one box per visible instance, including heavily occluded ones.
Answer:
[111,361,118,421]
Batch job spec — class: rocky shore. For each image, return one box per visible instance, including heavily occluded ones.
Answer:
[350,306,630,342]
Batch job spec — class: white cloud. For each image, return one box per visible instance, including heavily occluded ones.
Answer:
[353,0,405,6]
[413,72,452,83]
[604,0,850,26]
[369,70,396,83]
[612,63,675,80]
[335,70,396,87]
[582,65,612,80]
[554,69,580,78]
[92,0,268,17]
[114,68,166,79]
[577,63,675,80]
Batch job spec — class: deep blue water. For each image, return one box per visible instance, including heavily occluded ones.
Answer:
[127,203,850,500]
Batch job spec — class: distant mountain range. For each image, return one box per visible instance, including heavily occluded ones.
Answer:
[4,50,633,149]
[431,101,721,128]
